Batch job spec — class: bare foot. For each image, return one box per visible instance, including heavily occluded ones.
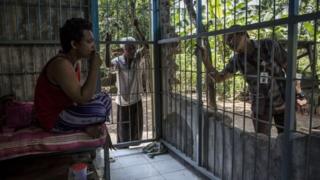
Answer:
[85,125,105,138]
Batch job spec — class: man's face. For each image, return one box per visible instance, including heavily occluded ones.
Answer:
[225,32,247,53]
[75,30,95,58]
[123,44,136,59]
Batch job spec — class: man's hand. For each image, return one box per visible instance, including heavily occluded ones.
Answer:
[296,98,308,114]
[90,52,102,70]
[105,32,112,43]
[133,18,139,27]
[195,43,207,59]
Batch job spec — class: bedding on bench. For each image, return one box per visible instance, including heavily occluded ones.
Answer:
[0,125,106,161]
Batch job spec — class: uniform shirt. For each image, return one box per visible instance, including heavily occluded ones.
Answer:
[222,39,287,114]
[111,50,144,106]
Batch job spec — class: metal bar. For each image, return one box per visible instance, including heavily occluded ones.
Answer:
[267,2,277,180]
[222,0,227,177]
[241,1,249,179]
[161,140,220,180]
[152,0,162,140]
[38,0,41,39]
[104,143,110,180]
[1,1,88,9]
[4,0,8,39]
[27,0,31,40]
[253,1,263,178]
[49,0,53,40]
[282,0,299,180]
[90,0,101,93]
[158,35,197,44]
[178,0,183,152]
[157,11,320,46]
[231,0,237,179]
[59,0,62,27]
[196,0,203,166]
[15,0,18,40]
[114,139,156,148]
[69,0,72,18]
[0,40,60,45]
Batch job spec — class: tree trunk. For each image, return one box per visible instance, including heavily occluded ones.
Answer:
[184,0,217,108]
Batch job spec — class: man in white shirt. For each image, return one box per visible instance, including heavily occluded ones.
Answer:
[106,36,145,144]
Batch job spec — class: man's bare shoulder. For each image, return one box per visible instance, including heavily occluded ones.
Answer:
[47,57,74,75]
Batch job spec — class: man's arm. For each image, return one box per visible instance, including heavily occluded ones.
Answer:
[49,53,101,104]
[105,33,112,68]
[198,45,233,83]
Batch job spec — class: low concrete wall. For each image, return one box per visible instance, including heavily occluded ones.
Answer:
[162,95,320,180]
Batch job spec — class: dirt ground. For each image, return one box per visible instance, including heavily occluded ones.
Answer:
[215,99,320,137]
[106,94,155,144]
[105,93,320,143]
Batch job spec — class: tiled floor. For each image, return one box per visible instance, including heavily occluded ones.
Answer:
[110,147,206,180]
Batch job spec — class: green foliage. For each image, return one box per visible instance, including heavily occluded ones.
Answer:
[98,0,320,99]
[98,0,151,41]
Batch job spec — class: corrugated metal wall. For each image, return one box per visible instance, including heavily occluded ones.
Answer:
[0,0,89,100]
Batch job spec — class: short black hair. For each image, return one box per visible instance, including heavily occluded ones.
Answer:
[224,25,249,46]
[59,18,92,53]
[226,25,249,37]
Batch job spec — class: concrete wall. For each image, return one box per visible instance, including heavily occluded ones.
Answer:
[162,95,320,180]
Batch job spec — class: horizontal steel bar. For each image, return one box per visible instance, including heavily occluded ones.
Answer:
[161,140,220,180]
[293,12,320,23]
[114,139,156,149]
[158,34,197,44]
[0,40,154,46]
[158,12,320,45]
[1,2,89,9]
[104,40,154,44]
[0,40,60,45]
[0,72,41,76]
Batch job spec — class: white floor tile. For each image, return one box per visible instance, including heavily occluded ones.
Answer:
[162,169,204,180]
[116,154,149,168]
[144,154,174,163]
[110,148,204,180]
[151,159,186,174]
[138,175,166,180]
[110,158,123,170]
[111,163,160,180]
[110,148,143,157]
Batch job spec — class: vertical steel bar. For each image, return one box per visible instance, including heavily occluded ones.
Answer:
[79,0,81,18]
[231,0,236,179]
[196,0,203,166]
[70,0,72,18]
[178,0,183,151]
[267,2,277,180]
[183,2,188,155]
[4,0,8,39]
[241,1,248,179]
[38,0,41,39]
[90,0,101,93]
[59,0,62,27]
[15,0,18,40]
[282,0,299,180]
[49,0,52,40]
[306,15,318,180]
[152,0,162,139]
[222,0,227,177]
[253,0,263,178]
[104,145,110,180]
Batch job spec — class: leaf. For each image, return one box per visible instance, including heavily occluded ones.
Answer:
[209,0,223,18]
[304,22,314,36]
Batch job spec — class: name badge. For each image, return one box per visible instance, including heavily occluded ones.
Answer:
[260,72,269,84]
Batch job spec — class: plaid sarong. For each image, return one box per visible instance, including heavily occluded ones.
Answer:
[53,92,112,132]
